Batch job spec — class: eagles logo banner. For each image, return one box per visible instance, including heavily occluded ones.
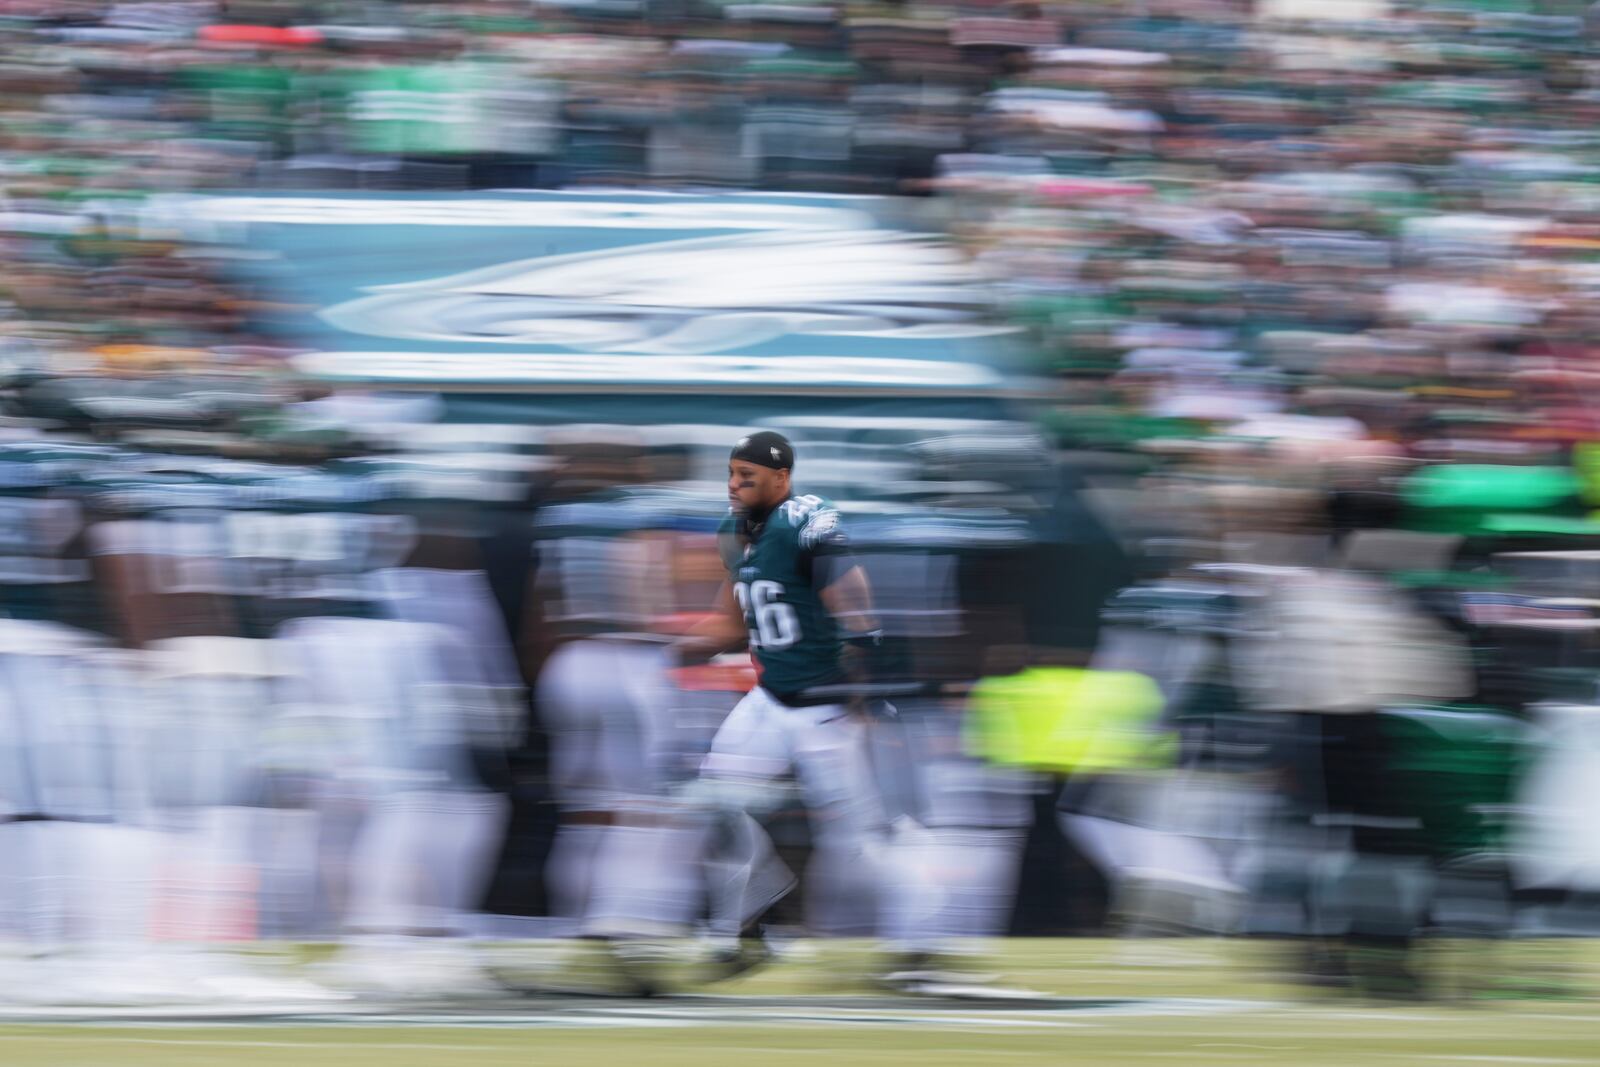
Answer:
[131,191,1033,408]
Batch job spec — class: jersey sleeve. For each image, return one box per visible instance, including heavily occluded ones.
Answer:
[797,502,848,554]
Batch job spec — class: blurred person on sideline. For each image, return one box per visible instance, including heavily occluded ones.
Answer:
[532,437,710,996]
[1220,483,1476,1000]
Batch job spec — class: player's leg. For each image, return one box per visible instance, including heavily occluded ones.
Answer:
[693,687,799,975]
[700,687,798,791]
[784,702,890,938]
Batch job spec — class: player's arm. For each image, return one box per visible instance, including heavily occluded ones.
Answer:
[806,505,881,688]
[673,514,753,661]
[674,579,748,661]
[819,557,882,694]
[818,561,879,639]
[803,502,879,639]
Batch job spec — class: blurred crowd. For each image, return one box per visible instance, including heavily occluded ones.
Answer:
[6,0,1600,453]
[0,0,1599,1010]
[937,0,1600,473]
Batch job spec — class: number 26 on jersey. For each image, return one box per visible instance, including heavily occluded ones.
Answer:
[734,580,799,650]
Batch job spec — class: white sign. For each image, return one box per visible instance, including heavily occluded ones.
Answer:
[292,351,1003,389]
[316,229,1010,353]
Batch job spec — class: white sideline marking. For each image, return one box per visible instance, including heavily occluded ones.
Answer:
[1402,1058,1584,1064]
[18,1038,503,1051]
[1133,1054,1274,1060]
[0,997,1272,1030]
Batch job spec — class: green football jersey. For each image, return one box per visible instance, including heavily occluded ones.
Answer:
[719,494,847,701]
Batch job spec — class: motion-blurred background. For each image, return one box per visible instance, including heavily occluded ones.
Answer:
[0,0,1598,1008]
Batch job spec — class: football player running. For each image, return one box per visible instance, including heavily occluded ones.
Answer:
[676,432,888,976]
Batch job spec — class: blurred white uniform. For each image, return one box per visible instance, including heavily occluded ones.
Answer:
[141,639,291,951]
[700,687,884,936]
[0,624,130,961]
[863,550,1033,963]
[1057,595,1264,939]
[539,639,701,938]
[1515,703,1600,895]
[275,614,510,995]
[0,620,316,1004]
[535,523,703,941]
[877,698,1034,956]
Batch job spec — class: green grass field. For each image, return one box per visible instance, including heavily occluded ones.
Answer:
[2,939,1598,1066]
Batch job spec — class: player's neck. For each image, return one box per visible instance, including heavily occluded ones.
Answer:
[748,492,790,526]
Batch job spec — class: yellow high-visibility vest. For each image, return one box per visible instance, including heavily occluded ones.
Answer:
[966,666,1171,773]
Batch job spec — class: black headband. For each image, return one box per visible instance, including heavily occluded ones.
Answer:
[730,431,794,471]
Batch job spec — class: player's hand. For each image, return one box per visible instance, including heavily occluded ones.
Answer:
[668,636,719,667]
[838,641,869,683]
[839,629,883,683]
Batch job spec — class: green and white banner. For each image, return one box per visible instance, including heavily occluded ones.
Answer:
[134,191,1033,416]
